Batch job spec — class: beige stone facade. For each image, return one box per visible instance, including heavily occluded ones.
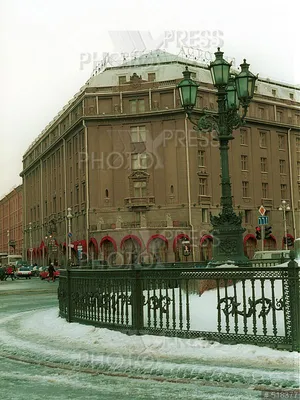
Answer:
[20,53,300,265]
[0,185,23,257]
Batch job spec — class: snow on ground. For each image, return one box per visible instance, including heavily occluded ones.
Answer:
[20,307,299,369]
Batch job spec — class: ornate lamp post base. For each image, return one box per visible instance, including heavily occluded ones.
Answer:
[208,209,250,267]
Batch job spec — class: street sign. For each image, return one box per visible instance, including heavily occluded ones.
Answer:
[77,245,83,251]
[68,232,72,238]
[258,205,266,216]
[29,248,33,252]
[258,216,269,225]
[68,244,74,248]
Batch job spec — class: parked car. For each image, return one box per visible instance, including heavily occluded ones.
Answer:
[39,267,60,280]
[252,250,290,261]
[16,267,32,279]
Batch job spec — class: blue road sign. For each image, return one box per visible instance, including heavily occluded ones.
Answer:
[68,232,72,237]
[258,216,269,225]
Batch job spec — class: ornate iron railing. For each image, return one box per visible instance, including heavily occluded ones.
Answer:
[58,258,299,352]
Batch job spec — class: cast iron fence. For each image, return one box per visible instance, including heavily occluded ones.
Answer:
[58,257,299,352]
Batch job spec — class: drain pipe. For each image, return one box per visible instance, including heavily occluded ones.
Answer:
[185,114,195,261]
[287,128,297,238]
[83,120,90,263]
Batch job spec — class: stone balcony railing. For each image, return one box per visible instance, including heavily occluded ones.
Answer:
[121,222,141,229]
[124,196,155,208]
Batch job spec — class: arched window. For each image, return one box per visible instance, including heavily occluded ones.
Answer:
[170,185,174,194]
[105,189,109,198]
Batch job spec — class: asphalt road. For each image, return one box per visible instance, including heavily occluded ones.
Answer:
[0,278,298,400]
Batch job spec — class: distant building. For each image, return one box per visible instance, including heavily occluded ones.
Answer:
[0,185,23,256]
[20,50,300,265]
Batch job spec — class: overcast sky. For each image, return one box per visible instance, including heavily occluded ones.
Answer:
[0,0,299,199]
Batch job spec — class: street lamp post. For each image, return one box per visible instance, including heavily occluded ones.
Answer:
[177,48,257,266]
[67,208,72,267]
[279,200,290,250]
[29,222,33,266]
[7,230,9,255]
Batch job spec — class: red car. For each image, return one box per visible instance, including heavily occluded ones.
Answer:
[39,268,60,280]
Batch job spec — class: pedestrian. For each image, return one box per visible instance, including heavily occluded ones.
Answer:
[48,263,55,282]
[6,265,15,281]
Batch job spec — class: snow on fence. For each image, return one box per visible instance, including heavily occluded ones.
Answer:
[58,258,300,352]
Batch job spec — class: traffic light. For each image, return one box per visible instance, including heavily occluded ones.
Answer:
[255,226,261,240]
[265,226,272,239]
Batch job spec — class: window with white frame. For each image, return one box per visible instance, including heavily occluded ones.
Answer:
[130,126,146,142]
[279,159,286,174]
[199,178,207,195]
[134,181,147,197]
[259,131,267,147]
[280,184,287,199]
[262,183,268,198]
[131,153,148,170]
[197,150,206,167]
[242,181,249,197]
[240,129,248,145]
[261,157,267,172]
[241,155,248,171]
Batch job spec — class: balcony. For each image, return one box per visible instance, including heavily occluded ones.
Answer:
[147,221,168,228]
[261,198,273,207]
[198,195,212,205]
[121,222,141,229]
[124,196,155,210]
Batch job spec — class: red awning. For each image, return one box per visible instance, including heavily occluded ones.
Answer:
[89,238,99,253]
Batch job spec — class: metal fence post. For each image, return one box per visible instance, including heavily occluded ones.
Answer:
[131,265,143,334]
[288,251,300,352]
[67,268,72,323]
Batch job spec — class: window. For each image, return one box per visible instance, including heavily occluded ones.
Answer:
[241,155,248,171]
[201,208,208,223]
[129,99,145,113]
[272,89,276,96]
[261,157,267,172]
[82,182,86,202]
[278,134,285,150]
[276,110,283,122]
[131,153,148,170]
[240,129,248,145]
[242,181,249,197]
[134,181,147,197]
[297,162,300,180]
[105,189,109,198]
[199,178,207,195]
[258,107,264,119]
[129,100,137,113]
[279,159,286,174]
[197,150,205,167]
[118,76,126,84]
[245,210,251,224]
[75,186,79,205]
[296,137,300,152]
[280,184,287,199]
[130,126,146,142]
[259,131,266,147]
[262,183,268,198]
[148,73,156,82]
[290,93,294,100]
[170,185,174,194]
